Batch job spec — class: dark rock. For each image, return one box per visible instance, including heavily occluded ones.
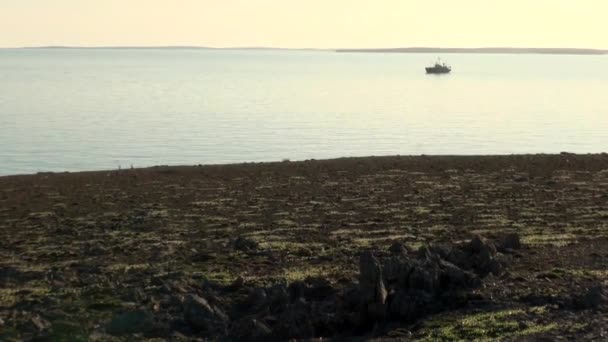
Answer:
[106,310,153,336]
[275,299,315,339]
[359,251,387,305]
[289,277,335,303]
[231,317,273,341]
[340,283,362,310]
[288,281,307,302]
[29,315,51,332]
[160,235,514,340]
[367,302,388,320]
[468,235,497,256]
[426,244,452,260]
[86,244,108,256]
[310,297,342,335]
[183,294,228,333]
[226,276,245,291]
[389,242,409,255]
[487,258,505,276]
[499,233,522,251]
[382,256,415,287]
[576,285,608,310]
[266,282,289,311]
[388,290,433,321]
[191,251,214,262]
[247,287,268,310]
[445,247,470,269]
[467,235,502,276]
[408,260,440,292]
[233,236,259,252]
[439,260,480,289]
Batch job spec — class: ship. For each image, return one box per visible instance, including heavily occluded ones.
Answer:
[425,59,451,74]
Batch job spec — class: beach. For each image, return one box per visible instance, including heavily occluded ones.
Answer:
[1,153,608,340]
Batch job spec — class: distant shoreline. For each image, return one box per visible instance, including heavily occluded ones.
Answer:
[336,47,608,55]
[2,153,607,178]
[6,46,607,55]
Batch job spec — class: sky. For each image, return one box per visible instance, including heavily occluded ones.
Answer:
[1,0,606,49]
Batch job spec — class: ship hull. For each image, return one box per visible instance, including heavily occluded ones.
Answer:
[425,67,451,74]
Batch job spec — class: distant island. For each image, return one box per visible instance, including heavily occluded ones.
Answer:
[20,46,325,51]
[337,47,608,55]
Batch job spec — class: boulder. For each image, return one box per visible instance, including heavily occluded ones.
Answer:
[467,235,502,276]
[359,251,387,305]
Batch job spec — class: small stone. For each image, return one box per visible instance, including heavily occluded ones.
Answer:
[577,285,608,310]
[29,315,51,332]
[89,332,115,341]
[226,276,244,291]
[500,233,522,251]
[233,236,259,252]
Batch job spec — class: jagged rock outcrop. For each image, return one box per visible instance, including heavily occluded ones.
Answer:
[171,234,515,341]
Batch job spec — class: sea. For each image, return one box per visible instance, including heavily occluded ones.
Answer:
[0,48,606,175]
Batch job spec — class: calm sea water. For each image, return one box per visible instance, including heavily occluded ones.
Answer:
[0,49,607,175]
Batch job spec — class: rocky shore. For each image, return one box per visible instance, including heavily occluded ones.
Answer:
[1,154,608,340]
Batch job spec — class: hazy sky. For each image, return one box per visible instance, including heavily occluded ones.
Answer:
[1,0,606,48]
